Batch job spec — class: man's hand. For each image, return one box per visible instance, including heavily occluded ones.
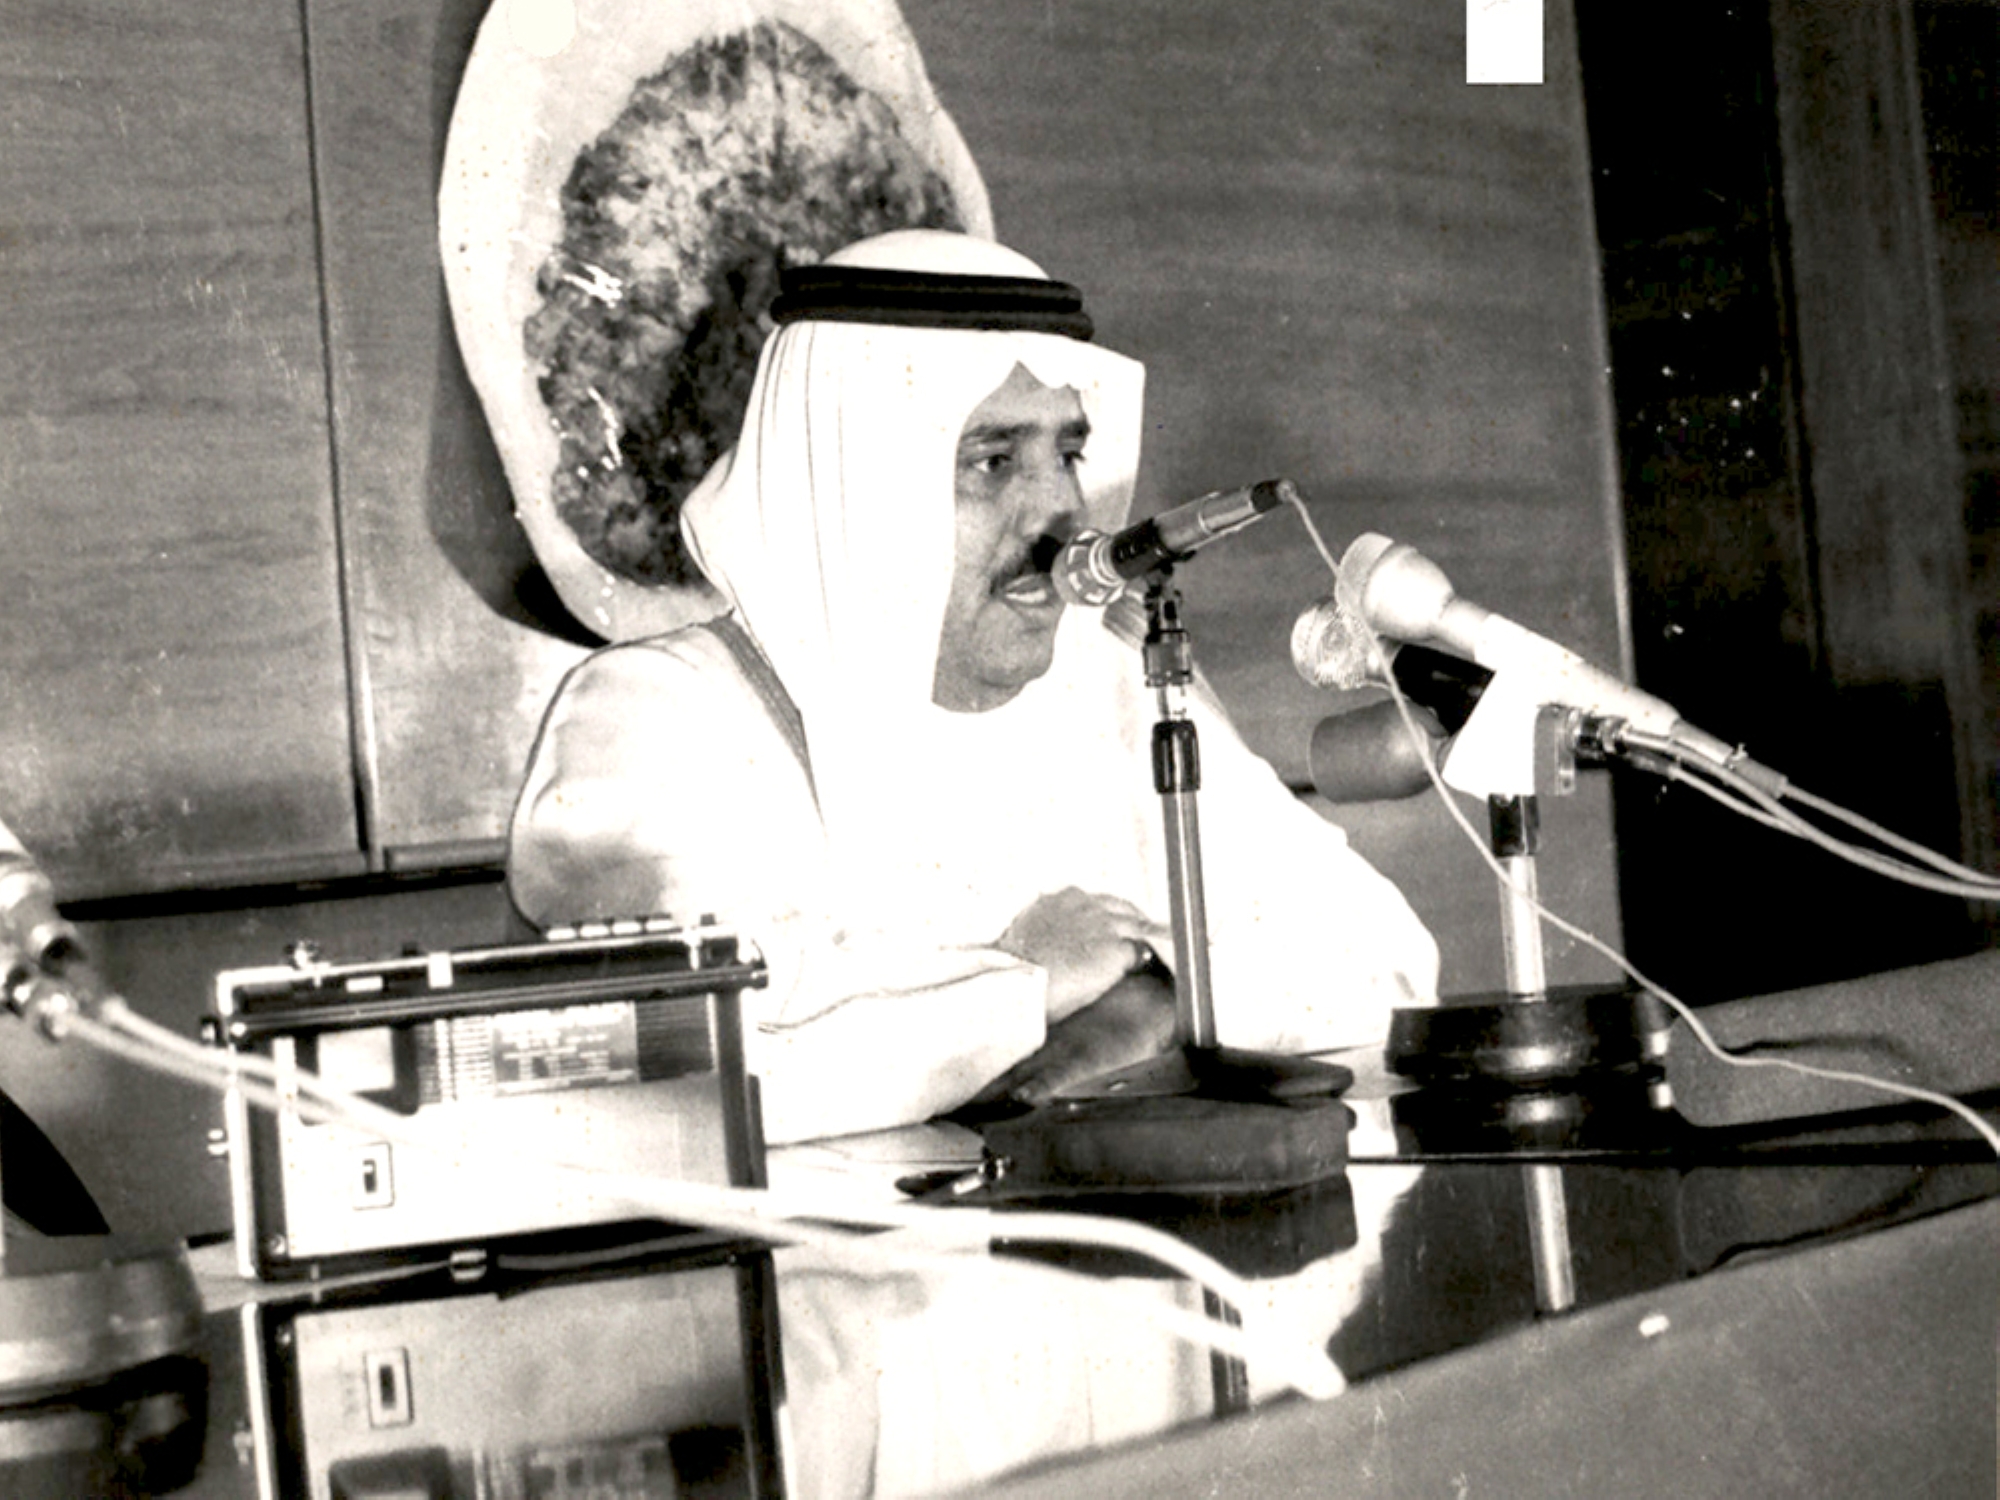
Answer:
[996,886,1172,1023]
[968,968,1178,1110]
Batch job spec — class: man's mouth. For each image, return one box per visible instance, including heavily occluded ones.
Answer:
[992,534,1069,609]
[998,572,1059,607]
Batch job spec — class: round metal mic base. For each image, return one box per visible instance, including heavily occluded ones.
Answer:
[1386,986,1671,1090]
[1390,1073,1680,1155]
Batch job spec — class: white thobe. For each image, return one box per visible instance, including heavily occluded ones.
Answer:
[511,613,1439,1144]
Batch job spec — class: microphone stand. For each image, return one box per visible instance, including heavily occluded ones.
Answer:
[1073,571,1350,1101]
[1077,570,1352,1414]
[1143,576,1217,1049]
[1488,790,1579,1316]
[1382,696,1673,1103]
[1383,702,1675,1312]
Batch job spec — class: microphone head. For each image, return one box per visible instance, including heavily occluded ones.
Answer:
[1049,531,1123,607]
[1333,533,1398,617]
[1336,532,1458,642]
[1290,593,1383,690]
[1309,699,1447,804]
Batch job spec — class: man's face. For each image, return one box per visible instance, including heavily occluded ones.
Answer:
[933,363,1091,712]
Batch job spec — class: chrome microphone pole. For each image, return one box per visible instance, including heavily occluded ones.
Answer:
[1141,573,1217,1049]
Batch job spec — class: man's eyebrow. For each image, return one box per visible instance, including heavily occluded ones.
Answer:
[958,421,1036,448]
[956,416,1094,447]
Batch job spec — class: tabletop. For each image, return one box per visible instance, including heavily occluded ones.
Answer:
[66,1031,1979,1500]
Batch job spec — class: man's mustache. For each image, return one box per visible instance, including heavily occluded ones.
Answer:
[997,533,1068,585]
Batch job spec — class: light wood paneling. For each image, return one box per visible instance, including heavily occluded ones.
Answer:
[0,0,361,897]
[301,0,592,868]
[903,0,1627,991]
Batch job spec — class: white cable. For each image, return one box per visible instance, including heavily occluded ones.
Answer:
[1621,732,2000,900]
[43,997,1347,1400]
[1786,781,2000,887]
[1635,752,1798,835]
[1281,486,1345,579]
[1280,504,2000,1160]
[1649,748,1974,873]
[176,1002,1278,1309]
[106,1000,418,1137]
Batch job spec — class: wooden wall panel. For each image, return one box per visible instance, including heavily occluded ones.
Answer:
[293,0,1627,990]
[301,0,591,868]
[0,0,361,898]
[1921,0,2000,939]
[1770,0,1993,881]
[902,0,1628,991]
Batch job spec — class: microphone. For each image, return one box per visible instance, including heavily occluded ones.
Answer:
[1291,593,1496,801]
[0,850,80,978]
[1051,478,1294,606]
[0,833,100,1028]
[1333,533,1741,767]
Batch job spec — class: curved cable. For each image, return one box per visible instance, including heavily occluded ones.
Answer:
[40,996,1347,1400]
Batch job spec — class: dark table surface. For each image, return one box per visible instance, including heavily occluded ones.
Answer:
[11,1037,1999,1500]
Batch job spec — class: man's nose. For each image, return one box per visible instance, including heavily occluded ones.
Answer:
[1015,455,1086,536]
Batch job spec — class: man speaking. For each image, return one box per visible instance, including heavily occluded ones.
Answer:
[509,229,1437,1143]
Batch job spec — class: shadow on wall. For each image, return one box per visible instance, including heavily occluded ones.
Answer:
[424,0,600,649]
[424,298,602,648]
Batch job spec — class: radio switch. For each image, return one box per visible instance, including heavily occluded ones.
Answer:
[354,1143,394,1209]
[363,1348,413,1428]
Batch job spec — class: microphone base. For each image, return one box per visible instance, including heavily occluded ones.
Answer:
[973,1044,1356,1196]
[1062,1043,1354,1104]
[1390,1071,1679,1155]
[1387,987,1671,1091]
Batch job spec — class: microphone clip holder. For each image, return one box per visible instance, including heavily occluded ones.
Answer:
[1386,708,1673,1135]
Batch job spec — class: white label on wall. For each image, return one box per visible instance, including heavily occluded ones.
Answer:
[1467,0,1544,85]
